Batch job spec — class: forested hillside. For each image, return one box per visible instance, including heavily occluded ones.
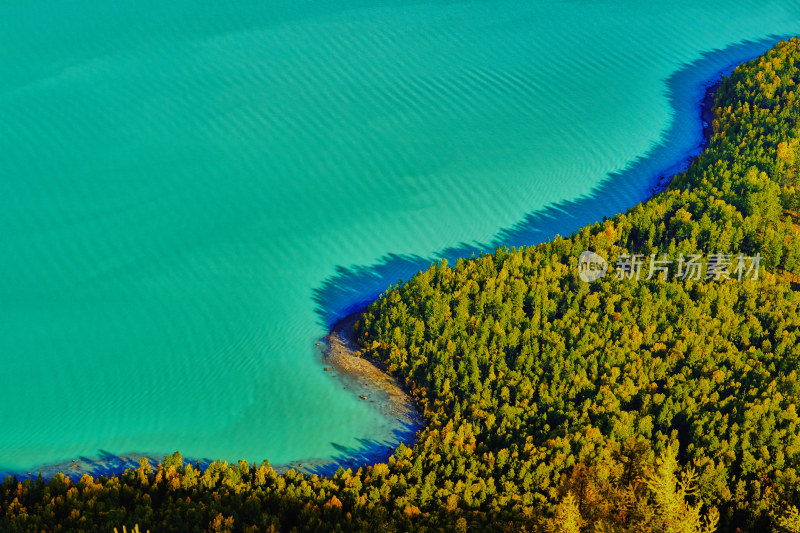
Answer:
[4,38,800,533]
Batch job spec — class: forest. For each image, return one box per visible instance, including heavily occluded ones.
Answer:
[4,38,800,533]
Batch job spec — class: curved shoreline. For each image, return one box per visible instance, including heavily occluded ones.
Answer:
[1,63,728,483]
[3,312,425,482]
[651,78,720,195]
[312,79,723,451]
[321,312,424,431]
[304,74,726,469]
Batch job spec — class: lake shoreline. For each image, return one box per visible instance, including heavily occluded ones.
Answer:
[2,70,724,484]
[652,78,720,194]
[310,76,725,461]
[318,79,724,437]
[321,312,424,429]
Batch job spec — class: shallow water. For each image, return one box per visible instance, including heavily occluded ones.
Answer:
[0,0,799,473]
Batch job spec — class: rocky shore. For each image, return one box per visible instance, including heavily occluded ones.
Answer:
[321,312,424,432]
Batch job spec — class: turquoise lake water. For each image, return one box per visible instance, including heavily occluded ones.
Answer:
[1,0,800,473]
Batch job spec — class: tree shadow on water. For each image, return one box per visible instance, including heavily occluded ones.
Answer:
[312,246,489,327]
[306,34,793,481]
[301,418,423,477]
[1,450,214,482]
[3,36,794,486]
[494,35,791,249]
[312,35,791,331]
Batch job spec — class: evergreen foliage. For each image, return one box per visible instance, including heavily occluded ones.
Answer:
[5,38,800,533]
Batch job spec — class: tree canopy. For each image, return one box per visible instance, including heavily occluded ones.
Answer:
[5,38,800,533]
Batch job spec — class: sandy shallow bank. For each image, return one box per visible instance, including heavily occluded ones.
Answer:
[322,312,424,430]
[268,312,425,476]
[6,312,424,481]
